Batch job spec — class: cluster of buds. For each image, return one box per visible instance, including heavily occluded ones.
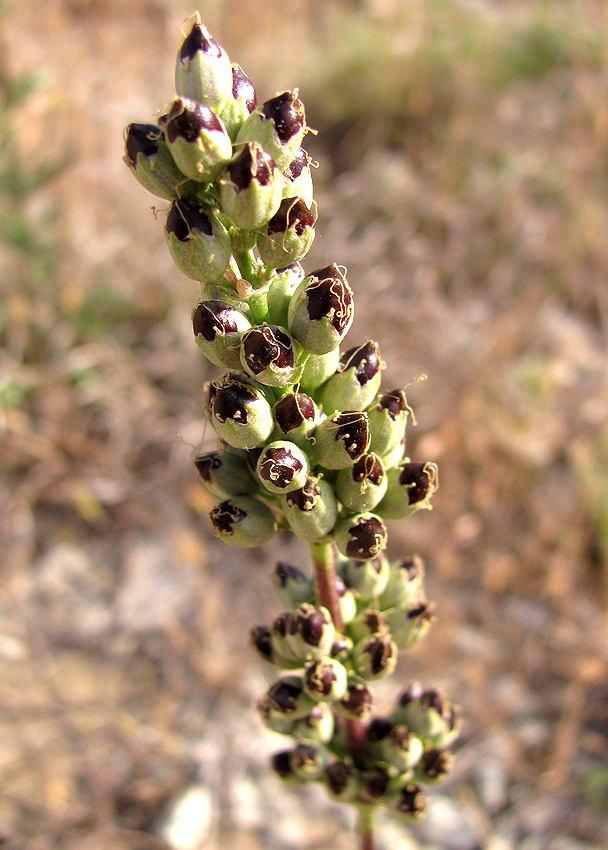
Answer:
[126,13,458,843]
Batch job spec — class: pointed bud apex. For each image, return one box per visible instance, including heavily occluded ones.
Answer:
[240,324,298,387]
[236,90,307,171]
[257,197,316,268]
[194,449,257,498]
[166,200,231,281]
[219,64,258,139]
[320,341,383,415]
[312,411,370,470]
[378,460,438,519]
[210,375,274,449]
[304,657,348,702]
[162,97,232,181]
[336,452,388,513]
[124,123,186,200]
[272,562,314,608]
[219,142,283,229]
[192,300,252,368]
[352,633,398,681]
[281,477,338,542]
[334,512,388,562]
[288,265,354,354]
[175,18,232,112]
[368,389,409,457]
[209,496,276,547]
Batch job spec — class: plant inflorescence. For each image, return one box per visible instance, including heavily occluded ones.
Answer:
[125,13,459,848]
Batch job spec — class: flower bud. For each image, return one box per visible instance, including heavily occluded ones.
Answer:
[281,477,338,542]
[379,439,406,471]
[266,263,304,326]
[368,389,409,457]
[299,348,341,393]
[175,18,232,112]
[365,719,424,773]
[264,674,317,719]
[383,600,435,650]
[282,148,314,205]
[324,761,359,802]
[290,740,329,781]
[272,562,314,609]
[192,299,252,368]
[335,577,357,625]
[288,264,354,354]
[286,604,335,661]
[311,411,370,470]
[250,625,276,664]
[304,657,348,702]
[257,197,316,268]
[209,496,276,547]
[329,634,354,663]
[210,375,274,449]
[344,552,390,603]
[218,64,258,139]
[320,342,383,415]
[270,749,301,783]
[392,684,461,748]
[378,461,438,520]
[414,748,453,784]
[336,676,374,720]
[166,200,231,282]
[240,324,299,387]
[236,90,307,171]
[124,123,185,200]
[379,554,425,610]
[162,97,232,181]
[352,633,397,681]
[270,612,305,668]
[391,784,427,820]
[256,440,310,494]
[219,142,283,230]
[336,452,388,513]
[334,513,388,562]
[348,608,388,646]
[257,697,295,735]
[358,766,390,804]
[291,703,335,744]
[272,392,318,448]
[194,449,257,498]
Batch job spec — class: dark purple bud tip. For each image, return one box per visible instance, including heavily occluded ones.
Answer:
[193,300,241,341]
[285,148,310,182]
[420,749,453,780]
[421,689,459,730]
[261,90,305,143]
[340,681,373,718]
[390,726,415,751]
[289,605,327,647]
[365,717,394,743]
[396,784,426,817]
[334,411,370,461]
[180,21,221,61]
[305,660,338,697]
[397,555,424,582]
[268,679,304,713]
[272,612,291,639]
[274,393,316,433]
[366,635,395,676]
[284,478,318,512]
[194,451,221,482]
[165,98,223,144]
[242,325,295,375]
[212,378,257,424]
[274,561,307,588]
[325,761,353,796]
[306,266,353,333]
[339,341,382,386]
[271,750,295,780]
[250,625,274,662]
[259,445,304,489]
[397,682,423,708]
[351,453,384,486]
[209,500,247,535]
[232,64,257,113]
[362,767,390,800]
[125,123,161,166]
[345,515,387,560]
[292,742,318,771]
[228,143,275,190]
[409,601,435,624]
[268,198,315,236]
[379,388,408,419]
[167,199,213,241]
[398,462,438,505]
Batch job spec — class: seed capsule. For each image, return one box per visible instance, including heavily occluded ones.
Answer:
[175,18,232,112]
[379,554,426,610]
[286,604,335,661]
[264,674,316,719]
[299,347,341,393]
[288,264,354,354]
[311,411,370,470]
[236,89,307,171]
[281,477,338,542]
[257,197,316,268]
[210,375,274,449]
[352,633,397,681]
[324,761,359,802]
[219,64,258,139]
[240,324,299,387]
[368,388,409,457]
[192,300,252,368]
[320,341,383,415]
[365,719,424,773]
[336,452,388,513]
[209,496,276,548]
[303,657,348,702]
[124,123,185,200]
[282,148,314,205]
[334,512,388,562]
[266,263,304,326]
[162,97,232,181]
[358,766,390,804]
[378,460,438,520]
[414,748,454,784]
[166,200,231,282]
[272,562,314,609]
[391,684,461,748]
[384,600,435,650]
[219,142,283,230]
[272,392,318,447]
[336,676,374,720]
[193,449,257,498]
[290,740,329,781]
[392,784,427,820]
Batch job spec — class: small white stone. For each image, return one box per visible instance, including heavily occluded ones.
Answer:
[158,784,215,850]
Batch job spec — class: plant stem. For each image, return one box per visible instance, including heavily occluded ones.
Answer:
[309,539,343,631]
[356,806,378,850]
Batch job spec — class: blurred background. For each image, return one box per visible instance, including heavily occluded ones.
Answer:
[1,0,608,848]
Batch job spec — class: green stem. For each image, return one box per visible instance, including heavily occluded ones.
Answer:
[356,806,378,850]
[309,539,343,631]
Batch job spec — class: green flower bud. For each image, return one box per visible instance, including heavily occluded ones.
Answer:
[336,452,388,513]
[391,783,427,820]
[290,740,329,781]
[311,411,370,470]
[288,264,354,355]
[218,64,257,139]
[257,697,296,735]
[175,18,232,112]
[286,604,335,661]
[344,553,390,603]
[352,633,397,681]
[348,608,388,645]
[124,123,185,200]
[192,299,252,368]
[270,749,302,784]
[281,477,338,542]
[291,703,335,744]
[282,148,314,205]
[368,389,409,457]
[334,513,388,562]
[219,142,283,230]
[270,612,306,668]
[272,392,318,448]
[391,684,461,749]
[250,625,276,665]
[324,761,360,802]
[365,718,424,773]
[378,460,438,520]
[335,577,357,625]
[413,748,453,784]
[320,342,383,415]
[358,766,391,804]
[264,674,317,719]
[166,200,231,282]
[162,97,232,181]
[210,375,274,449]
[383,600,435,650]
[379,554,426,610]
[336,675,374,720]
[329,634,354,663]
[209,496,276,547]
[236,90,307,172]
[272,562,314,609]
[193,449,257,498]
[299,347,341,393]
[240,324,299,387]
[304,656,348,702]
[266,263,304,326]
[257,197,316,268]
[256,440,309,494]
[379,438,406,471]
